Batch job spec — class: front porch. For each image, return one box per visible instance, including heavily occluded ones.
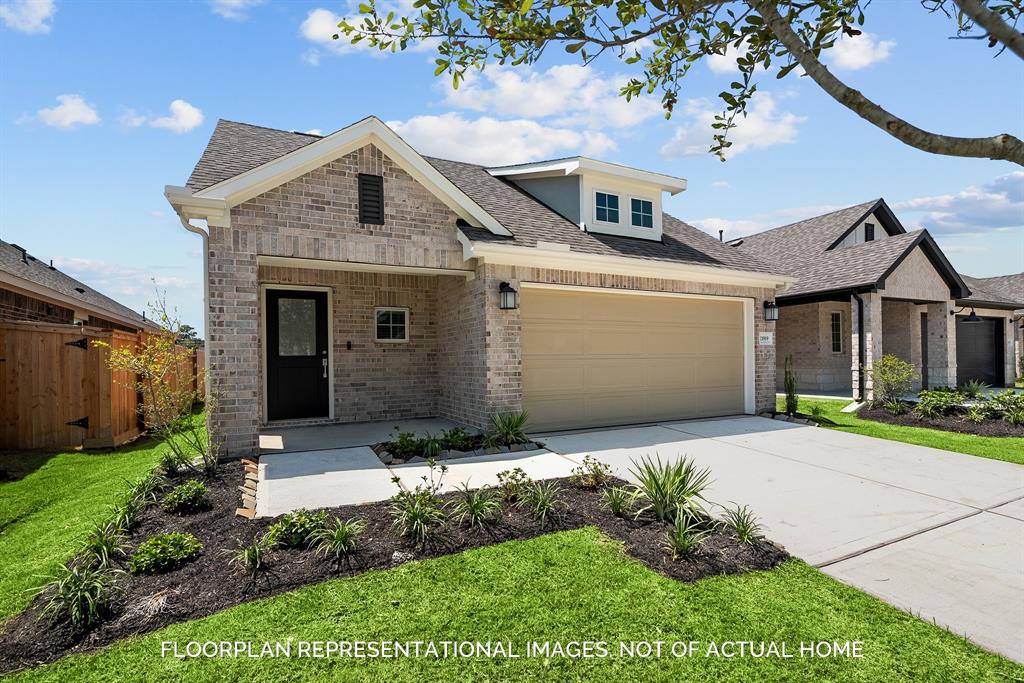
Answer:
[259,417,466,454]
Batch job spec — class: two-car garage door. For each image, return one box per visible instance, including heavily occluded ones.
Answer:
[521,286,747,432]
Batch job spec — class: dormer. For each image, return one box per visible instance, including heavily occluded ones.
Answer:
[486,157,687,242]
[827,199,906,251]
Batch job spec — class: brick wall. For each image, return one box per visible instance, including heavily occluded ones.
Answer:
[0,287,74,324]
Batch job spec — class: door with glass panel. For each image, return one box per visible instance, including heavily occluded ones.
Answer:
[266,289,329,420]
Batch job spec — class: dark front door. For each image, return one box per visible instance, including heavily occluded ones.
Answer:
[956,316,1003,387]
[266,289,329,421]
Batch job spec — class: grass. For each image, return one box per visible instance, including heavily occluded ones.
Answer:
[7,528,1018,681]
[0,426,194,623]
[782,397,1024,465]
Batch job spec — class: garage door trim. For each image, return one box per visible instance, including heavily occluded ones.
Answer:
[519,282,755,415]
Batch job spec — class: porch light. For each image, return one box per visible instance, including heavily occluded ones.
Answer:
[763,300,779,322]
[951,307,982,323]
[498,282,519,310]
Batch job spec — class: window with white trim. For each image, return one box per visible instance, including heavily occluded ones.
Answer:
[375,307,409,342]
[830,311,843,354]
[595,192,620,223]
[630,198,654,228]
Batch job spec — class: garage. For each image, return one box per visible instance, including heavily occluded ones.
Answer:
[521,286,749,432]
[956,316,1004,386]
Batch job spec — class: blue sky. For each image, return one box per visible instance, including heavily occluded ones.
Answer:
[1,0,1021,335]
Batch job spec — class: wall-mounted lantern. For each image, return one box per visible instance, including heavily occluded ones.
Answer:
[763,300,779,322]
[950,306,982,323]
[498,282,519,310]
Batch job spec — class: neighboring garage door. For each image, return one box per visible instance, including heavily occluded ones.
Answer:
[521,287,746,432]
[956,316,1003,386]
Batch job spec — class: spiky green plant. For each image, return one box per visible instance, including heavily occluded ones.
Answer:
[488,411,530,446]
[958,379,991,399]
[227,537,268,579]
[453,484,502,531]
[37,564,119,628]
[628,455,712,523]
[519,480,565,529]
[80,521,126,569]
[720,504,764,546]
[602,486,635,517]
[312,518,366,568]
[663,511,711,560]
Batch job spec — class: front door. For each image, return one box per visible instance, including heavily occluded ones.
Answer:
[266,289,329,421]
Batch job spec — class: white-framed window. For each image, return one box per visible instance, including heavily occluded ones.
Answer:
[374,307,409,342]
[630,197,654,228]
[830,311,843,354]
[594,191,620,224]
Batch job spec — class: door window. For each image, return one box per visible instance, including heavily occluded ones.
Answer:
[277,298,317,356]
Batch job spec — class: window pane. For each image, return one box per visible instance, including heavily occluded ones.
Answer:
[631,198,653,228]
[376,309,407,341]
[596,207,608,222]
[278,298,316,356]
[596,193,620,223]
[606,194,618,209]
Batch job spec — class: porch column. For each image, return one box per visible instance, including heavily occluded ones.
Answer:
[925,302,956,388]
[908,307,923,391]
[851,292,883,400]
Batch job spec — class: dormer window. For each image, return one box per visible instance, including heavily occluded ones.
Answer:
[631,198,654,228]
[595,192,619,224]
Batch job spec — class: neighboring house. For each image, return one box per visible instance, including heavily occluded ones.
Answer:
[0,240,156,333]
[960,273,1024,382]
[166,117,794,457]
[731,200,1023,399]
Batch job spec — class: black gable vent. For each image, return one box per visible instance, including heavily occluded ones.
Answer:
[358,173,384,225]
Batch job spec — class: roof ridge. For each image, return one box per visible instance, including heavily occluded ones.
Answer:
[217,118,323,138]
[733,198,881,243]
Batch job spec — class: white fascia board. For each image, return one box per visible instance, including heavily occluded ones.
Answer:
[185,117,511,237]
[486,158,581,179]
[165,185,231,227]
[464,241,796,289]
[257,254,475,279]
[487,156,687,194]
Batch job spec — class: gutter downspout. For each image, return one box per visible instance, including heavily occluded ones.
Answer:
[851,291,866,402]
[178,217,210,388]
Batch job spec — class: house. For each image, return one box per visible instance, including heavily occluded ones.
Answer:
[0,239,156,333]
[165,117,795,457]
[731,200,1023,399]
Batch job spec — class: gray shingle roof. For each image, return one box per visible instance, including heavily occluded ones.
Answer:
[960,273,1024,308]
[0,240,153,328]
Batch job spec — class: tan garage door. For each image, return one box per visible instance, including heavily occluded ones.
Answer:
[521,287,746,432]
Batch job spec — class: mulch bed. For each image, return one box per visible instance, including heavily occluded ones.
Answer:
[858,405,1024,437]
[0,463,788,674]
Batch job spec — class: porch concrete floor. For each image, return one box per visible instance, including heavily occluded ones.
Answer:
[259,418,466,454]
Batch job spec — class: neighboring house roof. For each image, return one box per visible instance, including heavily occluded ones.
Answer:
[0,240,156,330]
[959,273,1024,309]
[733,199,970,301]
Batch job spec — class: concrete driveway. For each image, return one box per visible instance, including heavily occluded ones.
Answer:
[541,416,1024,663]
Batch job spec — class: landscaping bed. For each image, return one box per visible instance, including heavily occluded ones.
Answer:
[858,404,1024,437]
[0,460,787,674]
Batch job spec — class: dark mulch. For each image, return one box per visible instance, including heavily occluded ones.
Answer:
[0,463,788,674]
[859,405,1024,437]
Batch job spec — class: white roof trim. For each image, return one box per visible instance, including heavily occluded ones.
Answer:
[168,117,512,237]
[487,156,687,194]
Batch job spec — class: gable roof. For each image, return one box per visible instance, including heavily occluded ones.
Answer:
[734,200,969,300]
[0,240,156,330]
[959,273,1024,309]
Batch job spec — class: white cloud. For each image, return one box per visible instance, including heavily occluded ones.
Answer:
[150,99,204,133]
[710,180,732,189]
[210,0,263,21]
[53,257,196,299]
[441,64,661,130]
[0,0,54,34]
[117,107,146,129]
[386,113,616,165]
[660,92,804,159]
[301,5,436,60]
[892,172,1024,235]
[36,94,100,129]
[304,128,323,135]
[829,32,895,71]
[690,217,769,241]
[706,41,749,75]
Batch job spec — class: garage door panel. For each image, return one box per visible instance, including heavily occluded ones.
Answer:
[585,360,647,390]
[522,326,582,356]
[522,359,584,394]
[695,357,744,387]
[645,359,696,387]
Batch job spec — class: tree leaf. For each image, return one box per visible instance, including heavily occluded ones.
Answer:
[519,0,533,14]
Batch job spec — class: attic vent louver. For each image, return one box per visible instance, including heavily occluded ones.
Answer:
[358,174,384,225]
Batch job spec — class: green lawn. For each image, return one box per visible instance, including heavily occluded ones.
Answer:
[0,437,168,623]
[781,397,1024,465]
[8,528,1018,682]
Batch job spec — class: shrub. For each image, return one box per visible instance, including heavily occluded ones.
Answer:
[809,404,823,419]
[421,433,443,460]
[496,467,532,503]
[388,429,423,459]
[915,389,965,419]
[519,480,565,529]
[453,484,502,531]
[958,379,991,399]
[312,518,366,567]
[390,460,447,546]
[227,537,268,579]
[720,504,763,546]
[663,512,710,560]
[126,473,167,508]
[569,455,614,489]
[161,480,208,514]
[628,455,711,523]
[266,509,327,549]
[882,397,906,416]
[80,521,126,569]
[871,355,916,411]
[1006,408,1024,426]
[37,564,119,628]
[110,500,140,533]
[964,405,989,424]
[441,426,475,452]
[602,487,635,517]
[129,533,202,575]
[783,354,798,415]
[488,412,529,446]
[989,389,1024,415]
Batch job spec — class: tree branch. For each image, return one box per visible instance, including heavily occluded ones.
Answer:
[753,0,1024,165]
[954,0,1024,59]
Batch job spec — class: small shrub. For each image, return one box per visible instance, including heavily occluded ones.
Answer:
[720,504,763,546]
[266,509,327,549]
[37,564,119,627]
[871,355,917,409]
[312,518,366,567]
[453,484,502,531]
[496,467,532,503]
[161,479,208,514]
[1005,408,1024,426]
[882,397,906,416]
[663,512,710,560]
[126,473,167,508]
[783,354,798,415]
[390,460,448,546]
[441,426,475,452]
[488,412,529,446]
[569,455,614,489]
[602,487,635,517]
[915,389,965,419]
[421,433,443,460]
[809,404,823,419]
[989,389,1024,415]
[129,533,202,575]
[158,449,185,476]
[227,537,268,578]
[388,429,423,459]
[80,521,126,569]
[958,379,991,399]
[519,480,565,529]
[629,455,711,523]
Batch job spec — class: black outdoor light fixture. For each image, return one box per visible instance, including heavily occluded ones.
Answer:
[763,300,779,322]
[498,281,519,310]
[950,306,982,323]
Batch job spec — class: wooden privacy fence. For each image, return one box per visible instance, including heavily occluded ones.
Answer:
[0,322,204,450]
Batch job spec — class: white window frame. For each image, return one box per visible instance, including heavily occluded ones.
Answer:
[374,306,410,343]
[830,311,843,354]
[628,195,655,229]
[592,189,622,227]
